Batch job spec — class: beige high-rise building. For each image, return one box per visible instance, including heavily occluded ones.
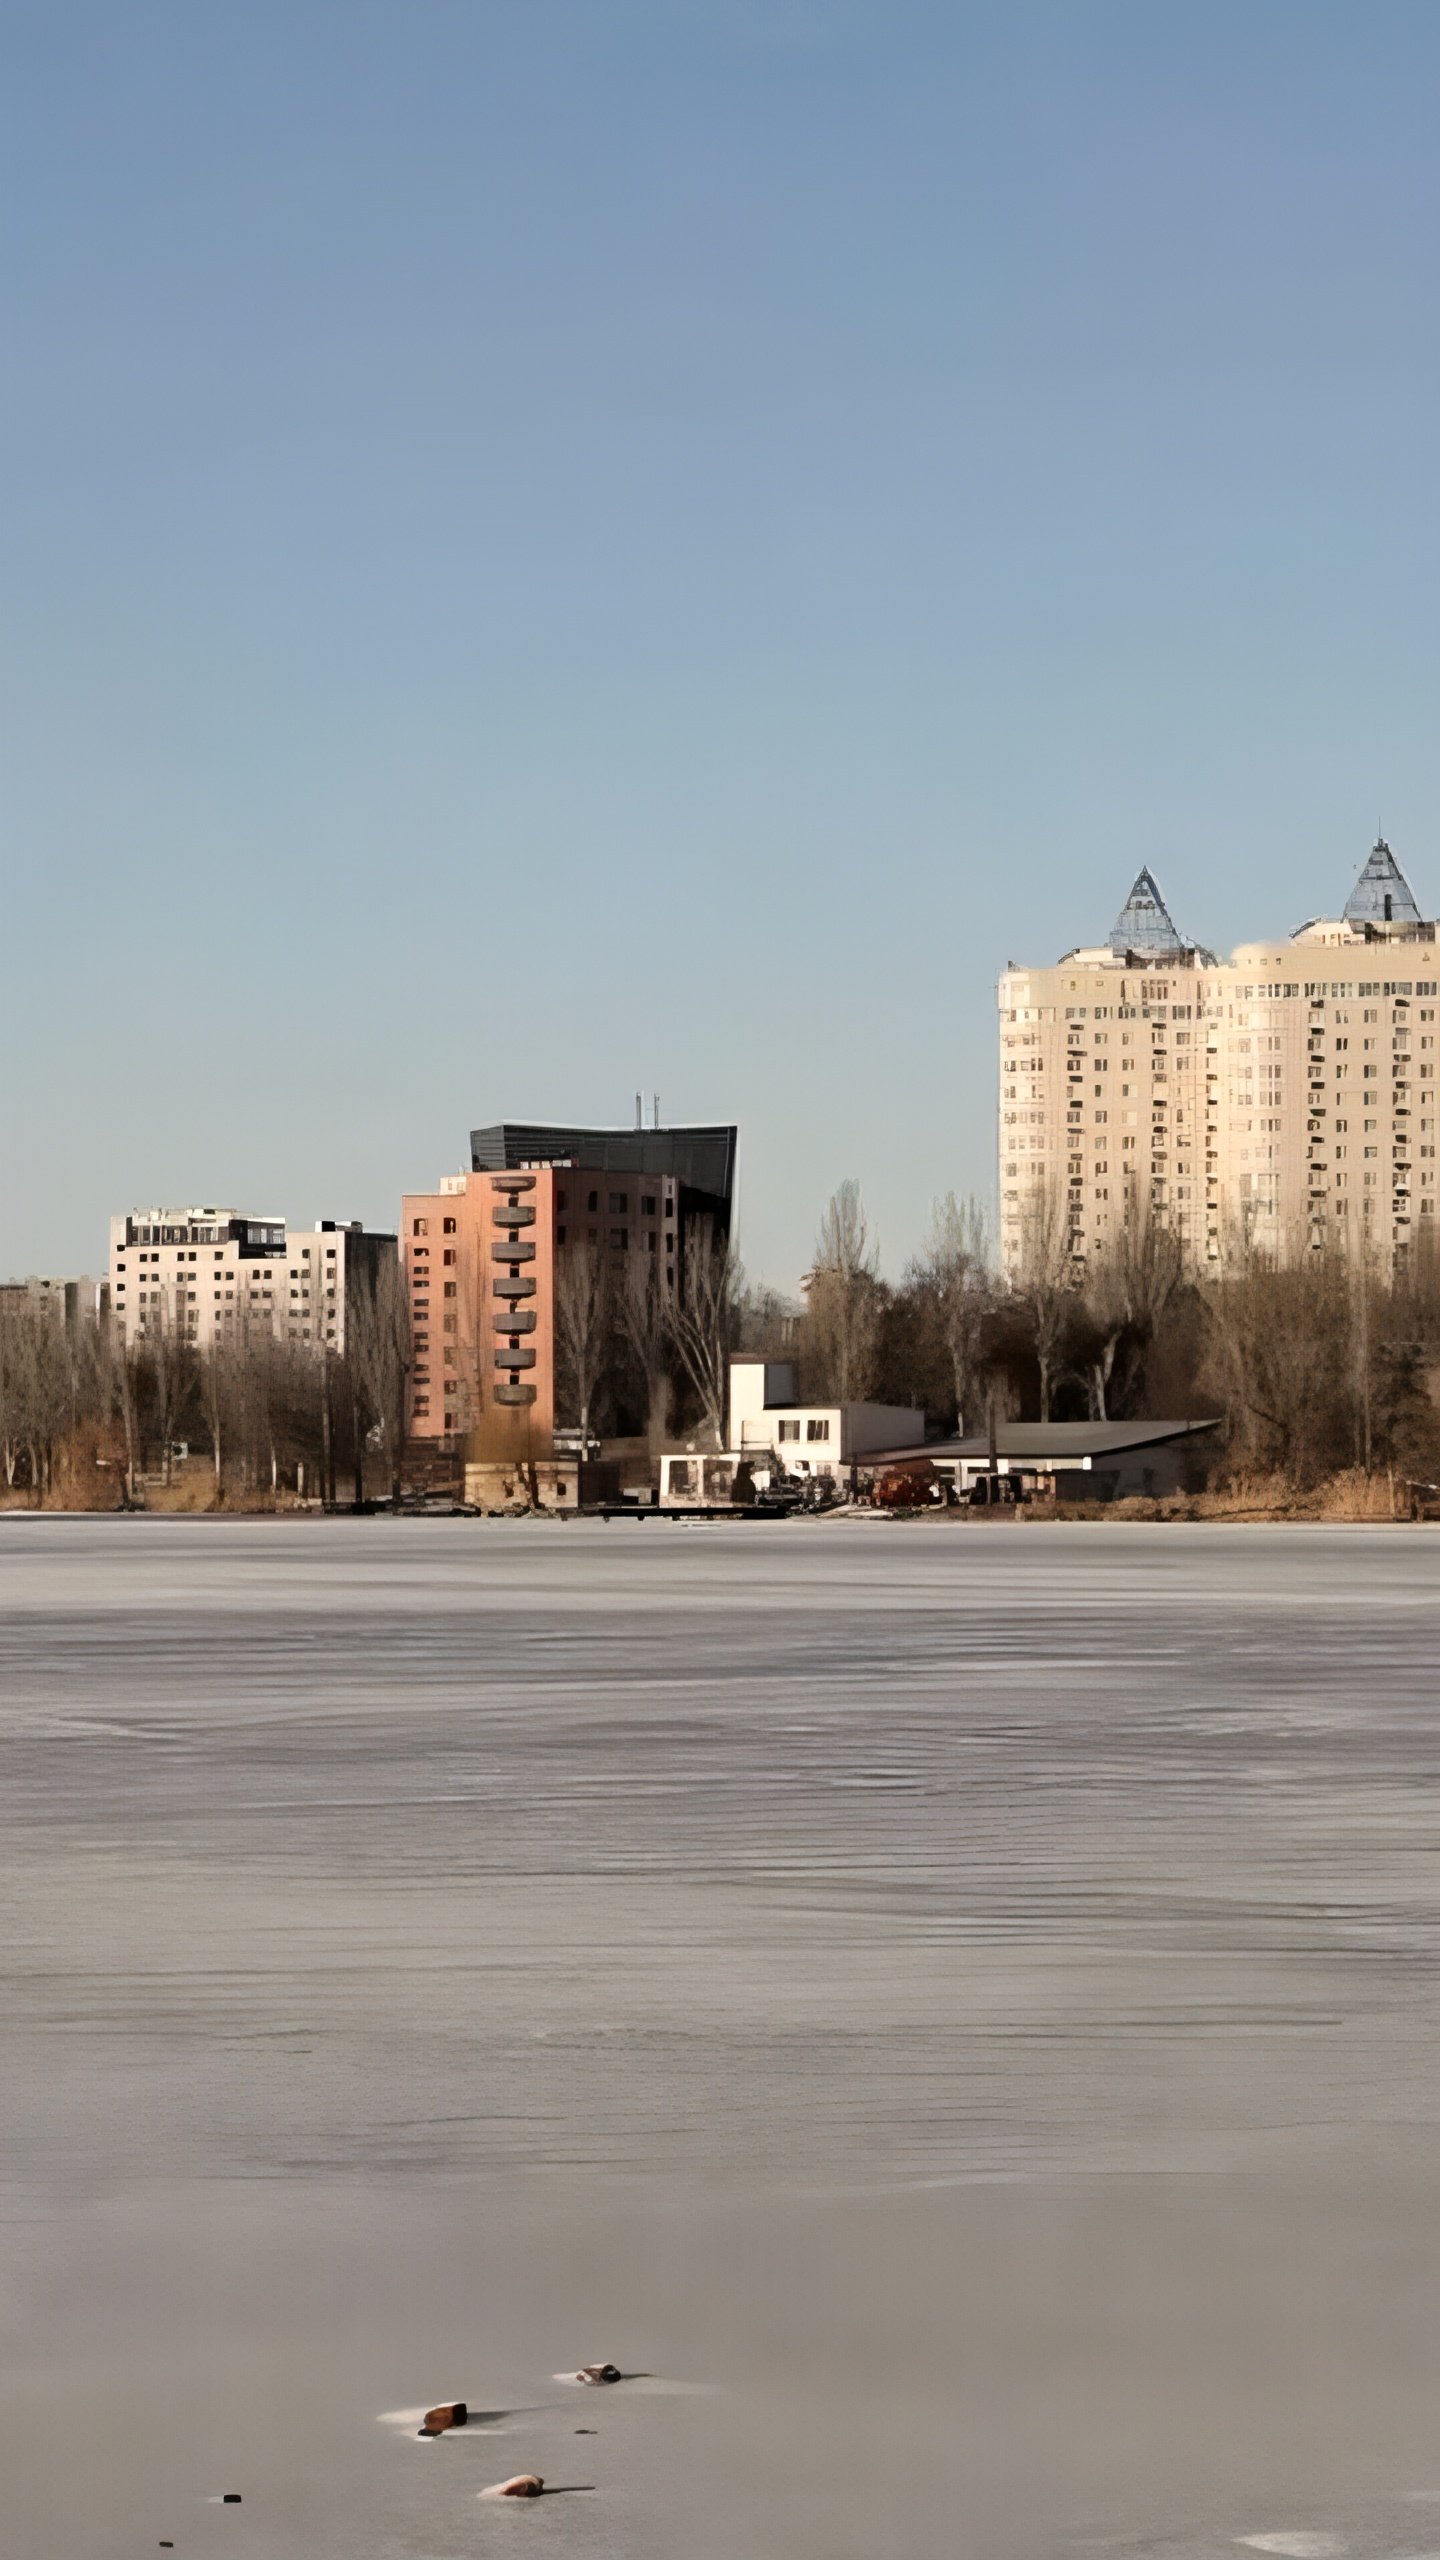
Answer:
[999,840,1440,1278]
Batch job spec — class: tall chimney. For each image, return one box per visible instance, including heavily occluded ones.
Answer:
[653,1093,661,1129]
[635,1092,642,1130]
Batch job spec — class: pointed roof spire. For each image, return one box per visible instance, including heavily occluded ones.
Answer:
[1344,835,1421,929]
[1107,866,1185,958]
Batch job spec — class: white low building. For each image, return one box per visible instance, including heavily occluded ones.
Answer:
[658,1356,924,1505]
[727,1355,924,1482]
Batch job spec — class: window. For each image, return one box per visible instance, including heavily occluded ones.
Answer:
[557,1189,567,1210]
[611,1228,628,1250]
[648,1231,658,1253]
[587,1191,599,1212]
[609,1192,627,1215]
[806,1418,830,1442]
[444,1282,457,1299]
[413,1218,427,1235]
[443,1216,457,1234]
[557,1225,566,1245]
[778,1419,800,1441]
[664,1199,674,1218]
[443,1249,456,1266]
[641,1196,657,1216]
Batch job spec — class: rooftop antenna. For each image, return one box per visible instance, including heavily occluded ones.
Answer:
[634,1092,642,1131]
[653,1092,661,1129]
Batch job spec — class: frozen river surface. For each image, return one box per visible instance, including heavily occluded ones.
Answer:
[5,1516,1440,2558]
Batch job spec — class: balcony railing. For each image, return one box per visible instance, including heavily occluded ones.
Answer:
[494,1309,537,1335]
[494,1383,537,1407]
[492,1203,536,1229]
[495,1347,536,1371]
[493,1276,536,1299]
[490,1240,535,1262]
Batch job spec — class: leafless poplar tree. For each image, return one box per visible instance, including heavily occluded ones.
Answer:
[908,1191,991,1432]
[143,1303,197,1489]
[349,1250,410,1502]
[1082,1174,1185,1419]
[803,1179,881,1403]
[1014,1173,1073,1423]
[618,1249,671,1449]
[664,1216,738,1447]
[553,1236,613,1447]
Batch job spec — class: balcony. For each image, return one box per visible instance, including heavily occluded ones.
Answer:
[495,1174,536,1193]
[492,1202,536,1229]
[494,1308,537,1335]
[494,1383,537,1407]
[490,1239,535,1262]
[495,1346,536,1371]
[493,1276,536,1299]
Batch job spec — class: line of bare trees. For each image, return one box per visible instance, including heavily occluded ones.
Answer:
[743,1173,1440,1496]
[551,1216,741,1455]
[13,1180,1438,1510]
[0,1259,410,1509]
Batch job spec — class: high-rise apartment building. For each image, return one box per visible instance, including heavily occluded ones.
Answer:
[999,840,1440,1276]
[108,1209,396,1354]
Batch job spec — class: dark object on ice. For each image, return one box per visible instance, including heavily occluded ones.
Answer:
[497,2473,545,2497]
[575,2427,595,2434]
[576,2363,621,2384]
[420,2401,468,2436]
[222,2493,241,2503]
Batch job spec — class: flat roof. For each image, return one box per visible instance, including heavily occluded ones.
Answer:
[859,1418,1221,1467]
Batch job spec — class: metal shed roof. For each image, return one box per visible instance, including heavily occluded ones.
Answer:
[860,1418,1221,1467]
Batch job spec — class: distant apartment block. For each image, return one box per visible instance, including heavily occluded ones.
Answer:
[108,1209,396,1354]
[1000,839,1440,1276]
[404,1117,737,1473]
[0,1273,106,1330]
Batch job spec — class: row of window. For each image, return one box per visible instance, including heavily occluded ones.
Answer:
[411,1200,677,1238]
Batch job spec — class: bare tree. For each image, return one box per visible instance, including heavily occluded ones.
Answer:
[1082,1174,1185,1419]
[1198,1223,1352,1485]
[734,1278,800,1357]
[1,1296,65,1499]
[201,1338,232,1502]
[907,1192,991,1432]
[617,1249,672,1450]
[1015,1173,1073,1422]
[803,1179,882,1403]
[349,1249,410,1503]
[553,1236,613,1449]
[142,1302,196,1488]
[664,1216,739,1447]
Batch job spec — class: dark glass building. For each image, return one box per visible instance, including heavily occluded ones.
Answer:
[469,1122,737,1233]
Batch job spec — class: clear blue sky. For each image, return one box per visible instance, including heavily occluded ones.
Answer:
[4,0,1439,1290]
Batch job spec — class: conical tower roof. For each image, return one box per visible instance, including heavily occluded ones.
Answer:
[1343,836,1421,929]
[1107,867,1185,957]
